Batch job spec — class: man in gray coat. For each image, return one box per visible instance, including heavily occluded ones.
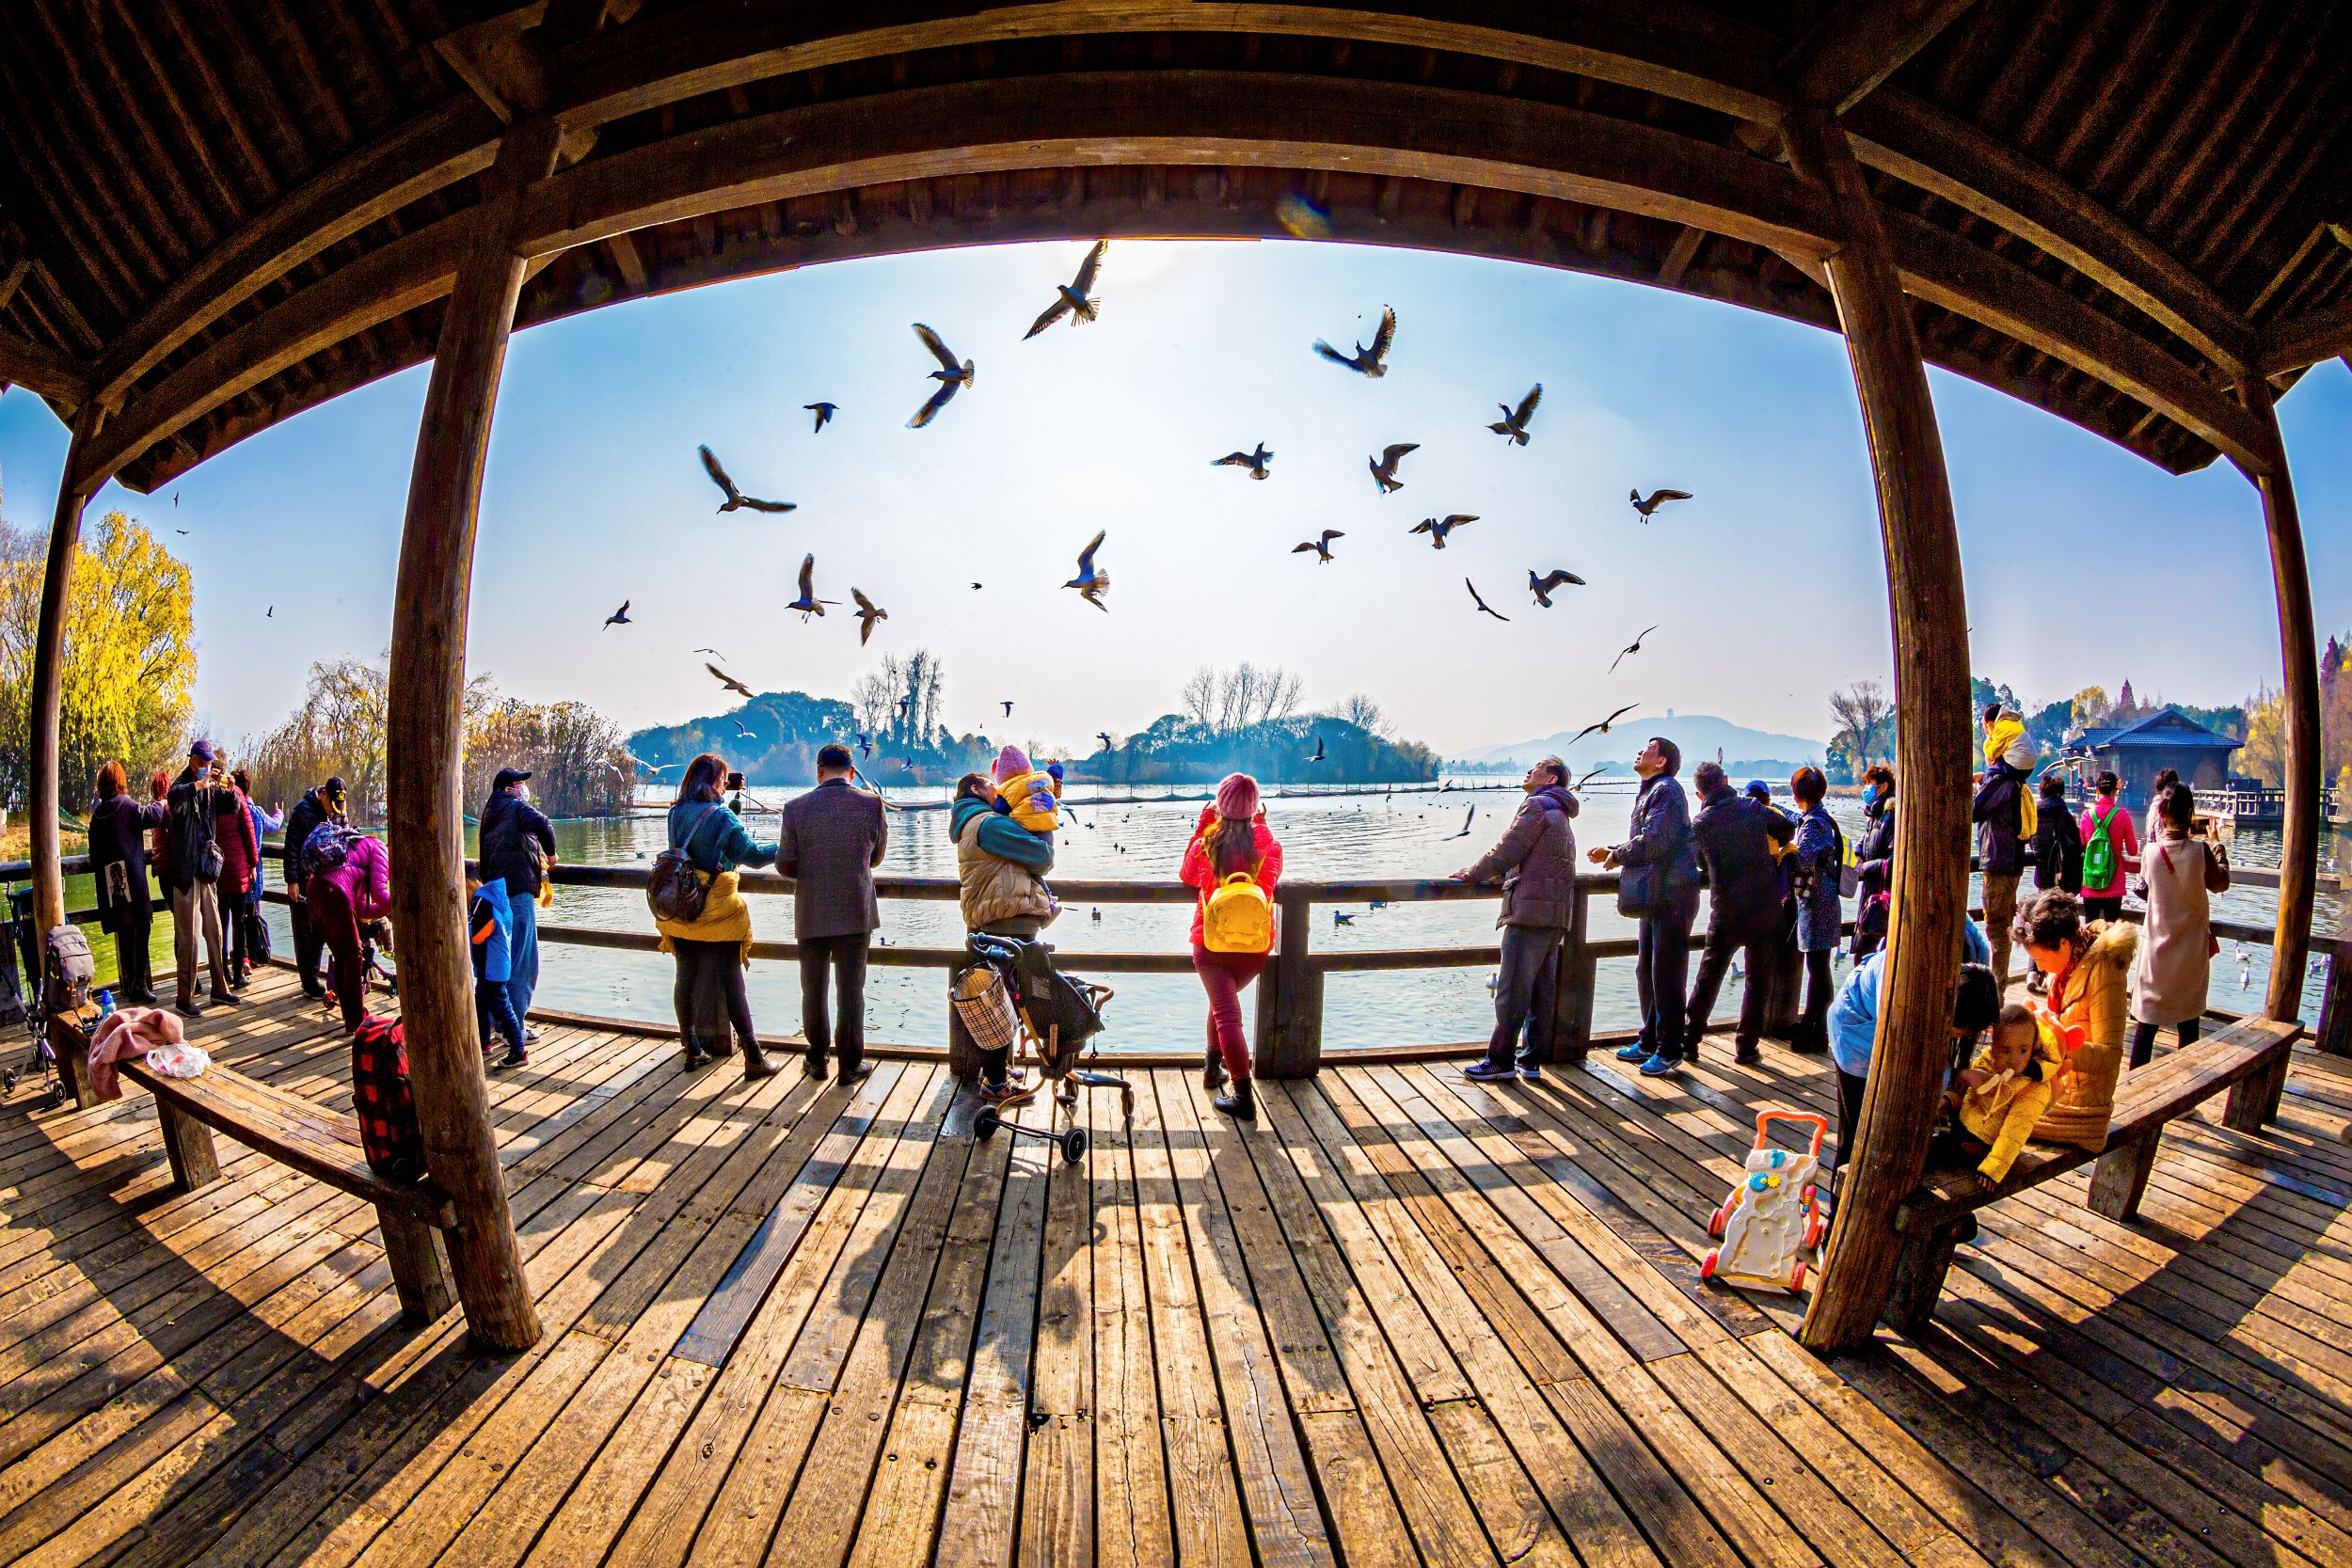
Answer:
[1451,756,1580,1082]
[779,744,889,1083]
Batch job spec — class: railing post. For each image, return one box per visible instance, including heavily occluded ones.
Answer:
[1257,887,1321,1079]
[1548,882,1595,1063]
[2316,879,2351,1058]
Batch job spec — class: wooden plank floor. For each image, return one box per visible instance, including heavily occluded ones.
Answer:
[4,965,2351,1567]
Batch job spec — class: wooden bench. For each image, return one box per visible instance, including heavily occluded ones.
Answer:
[116,1053,458,1325]
[1884,1013,2301,1334]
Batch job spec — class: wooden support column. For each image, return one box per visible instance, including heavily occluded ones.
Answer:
[2235,380,2322,1024]
[26,404,106,940]
[1256,887,1322,1079]
[384,118,560,1353]
[1781,109,1974,1354]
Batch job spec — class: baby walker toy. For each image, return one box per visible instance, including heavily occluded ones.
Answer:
[1701,1110,1829,1292]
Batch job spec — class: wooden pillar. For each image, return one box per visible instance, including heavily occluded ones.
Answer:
[1548,882,1596,1064]
[26,404,106,939]
[384,119,559,1353]
[1781,109,1974,1354]
[2235,380,2321,1024]
[2316,886,2352,1057]
[1257,887,1322,1078]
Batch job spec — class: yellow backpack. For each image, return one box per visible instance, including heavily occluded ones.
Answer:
[1203,870,1274,954]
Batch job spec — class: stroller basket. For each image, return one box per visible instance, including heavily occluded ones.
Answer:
[951,962,1022,1055]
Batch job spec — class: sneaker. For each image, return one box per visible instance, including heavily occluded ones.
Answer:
[523,1026,541,1044]
[977,1075,1032,1105]
[499,1045,529,1069]
[1614,1042,1653,1063]
[1638,1053,1683,1078]
[1518,1063,1544,1083]
[1463,1060,1517,1083]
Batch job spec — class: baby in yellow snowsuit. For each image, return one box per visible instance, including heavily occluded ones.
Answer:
[1945,1004,2063,1184]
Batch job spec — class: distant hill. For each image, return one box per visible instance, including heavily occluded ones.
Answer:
[1461,713,1824,774]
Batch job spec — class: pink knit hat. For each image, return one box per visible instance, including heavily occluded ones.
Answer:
[992,744,1032,783]
[1216,772,1260,819]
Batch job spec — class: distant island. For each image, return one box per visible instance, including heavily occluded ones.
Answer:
[1458,712,1825,777]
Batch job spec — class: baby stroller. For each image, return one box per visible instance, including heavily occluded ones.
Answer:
[952,933,1133,1164]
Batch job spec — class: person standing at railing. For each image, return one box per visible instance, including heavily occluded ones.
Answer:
[1183,773,1283,1120]
[779,744,888,1086]
[211,765,263,992]
[233,770,283,983]
[2145,768,2180,847]
[950,768,1058,1102]
[479,768,557,1039]
[1595,736,1701,1078]
[163,740,239,1017]
[657,752,781,1079]
[281,777,348,1000]
[2127,783,2230,1069]
[308,829,391,1034]
[1851,764,1897,960]
[87,761,168,1006]
[2075,770,2139,927]
[1788,767,1843,1053]
[1455,757,1579,1085]
[1971,721,2030,990]
[1678,762,1791,1067]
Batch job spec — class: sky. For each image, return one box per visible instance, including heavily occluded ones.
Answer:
[1,238,2345,760]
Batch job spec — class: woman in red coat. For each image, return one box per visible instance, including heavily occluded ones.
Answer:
[213,775,262,987]
[1179,773,1283,1121]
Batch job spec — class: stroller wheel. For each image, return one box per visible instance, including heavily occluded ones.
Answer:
[974,1105,1002,1141]
[1061,1128,1088,1165]
[2,1068,18,1095]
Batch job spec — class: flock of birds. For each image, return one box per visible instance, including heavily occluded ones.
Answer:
[592,238,1697,779]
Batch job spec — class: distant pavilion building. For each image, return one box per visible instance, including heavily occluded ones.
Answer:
[2066,706,2244,806]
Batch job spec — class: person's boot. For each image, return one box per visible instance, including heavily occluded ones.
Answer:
[1202,1043,1228,1092]
[740,1036,779,1083]
[683,1034,711,1069]
[1213,1078,1256,1122]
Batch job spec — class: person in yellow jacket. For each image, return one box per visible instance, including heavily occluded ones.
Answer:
[2011,887,2137,1149]
[657,753,781,1080]
[1935,1004,2062,1187]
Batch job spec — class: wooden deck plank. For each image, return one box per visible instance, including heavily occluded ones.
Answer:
[1016,1084,1100,1568]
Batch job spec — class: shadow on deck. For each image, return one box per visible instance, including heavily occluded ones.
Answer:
[1,965,2347,1567]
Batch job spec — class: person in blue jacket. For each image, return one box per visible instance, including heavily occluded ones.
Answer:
[1826,918,1995,1168]
[1592,736,1701,1077]
[469,876,527,1068]
[1788,767,1844,1052]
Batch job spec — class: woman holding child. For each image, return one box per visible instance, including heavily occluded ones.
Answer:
[949,749,1060,1102]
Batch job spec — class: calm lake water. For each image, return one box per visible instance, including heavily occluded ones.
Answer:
[47,778,2338,1052]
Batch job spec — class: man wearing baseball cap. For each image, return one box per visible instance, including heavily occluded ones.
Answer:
[282,773,349,998]
[479,766,557,1030]
[163,739,238,1015]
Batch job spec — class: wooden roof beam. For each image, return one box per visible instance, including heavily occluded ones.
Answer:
[1781,0,1983,114]
[0,330,92,407]
[435,8,560,122]
[2261,301,2352,375]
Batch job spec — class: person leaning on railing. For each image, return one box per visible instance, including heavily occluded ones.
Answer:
[1595,736,1701,1079]
[656,752,780,1080]
[280,776,348,1000]
[87,760,168,1006]
[1454,756,1578,1085]
[1677,761,1791,1069]
[1182,772,1282,1122]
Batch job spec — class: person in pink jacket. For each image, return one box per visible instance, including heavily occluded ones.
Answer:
[2075,770,2140,926]
[307,833,391,1033]
[1179,774,1283,1121]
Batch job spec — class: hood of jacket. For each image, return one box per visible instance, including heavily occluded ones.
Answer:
[953,797,1055,929]
[950,797,994,839]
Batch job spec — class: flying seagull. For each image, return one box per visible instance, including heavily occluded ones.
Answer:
[733,721,756,739]
[1575,764,1611,790]
[1023,239,1107,339]
[1465,578,1510,622]
[1096,731,1114,751]
[1293,530,1344,563]
[1410,514,1477,549]
[1368,442,1418,494]
[1448,805,1477,839]
[970,582,983,591]
[804,402,837,433]
[706,662,755,698]
[785,553,837,619]
[1064,530,1110,610]
[265,605,274,617]
[1610,625,1660,673]
[1565,703,1641,750]
[1528,569,1585,608]
[1212,443,1274,481]
[907,323,975,428]
[856,732,874,759]
[1001,700,1015,717]
[1312,304,1396,376]
[603,599,631,628]
[1310,736,1327,763]
[698,445,795,513]
[850,587,886,645]
[1489,385,1541,446]
[692,646,727,659]
[1630,487,1693,519]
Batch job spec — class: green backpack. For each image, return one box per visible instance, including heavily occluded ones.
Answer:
[2081,805,2117,887]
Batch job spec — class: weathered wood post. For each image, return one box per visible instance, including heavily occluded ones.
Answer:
[2236,378,2322,1028]
[26,406,105,943]
[1257,886,1321,1078]
[1782,108,1974,1354]
[2316,881,2352,1058]
[383,119,561,1353]
[1548,880,1596,1063]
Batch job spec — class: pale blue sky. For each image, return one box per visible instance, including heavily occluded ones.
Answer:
[3,239,2344,758]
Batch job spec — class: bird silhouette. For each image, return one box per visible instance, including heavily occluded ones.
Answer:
[698,445,795,513]
[785,553,837,619]
[856,733,874,759]
[1565,704,1640,749]
[1023,239,1107,339]
[1001,700,1015,717]
[1096,731,1114,751]
[1448,805,1476,839]
[1575,764,1612,790]
[1610,625,1660,673]
[908,323,975,428]
[172,492,179,507]
[1630,487,1693,519]
[896,758,918,774]
[804,402,837,433]
[174,529,189,535]
[1294,530,1344,563]
[1465,578,1510,622]
[1064,531,1110,610]
[733,721,755,739]
[1212,443,1273,481]
[603,599,630,628]
[1368,442,1418,493]
[1488,385,1541,445]
[1334,911,1356,925]
[265,606,274,617]
[850,588,886,645]
[1312,304,1396,376]
[1528,569,1585,608]
[970,582,983,591]
[693,646,727,660]
[706,662,755,698]
[1310,736,1327,763]
[1411,514,1477,549]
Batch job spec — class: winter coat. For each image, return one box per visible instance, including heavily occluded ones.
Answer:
[162,765,227,891]
[1463,784,1581,931]
[1792,803,1843,952]
[2034,921,2138,1151]
[778,778,889,940]
[951,796,1057,932]
[87,792,168,933]
[655,800,773,959]
[469,878,515,984]
[2075,796,2139,896]
[1179,807,1284,945]
[479,789,558,896]
[1954,1029,2063,1183]
[215,787,262,895]
[2129,832,2229,1027]
[1689,784,1790,942]
[282,788,335,891]
[2030,801,2084,892]
[1826,917,1993,1078]
[1970,763,2027,877]
[1612,773,1699,917]
[316,835,392,924]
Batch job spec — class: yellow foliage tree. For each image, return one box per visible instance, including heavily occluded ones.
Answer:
[2239,685,2287,786]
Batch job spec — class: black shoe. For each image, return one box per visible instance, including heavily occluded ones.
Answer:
[839,1061,875,1087]
[176,997,205,1018]
[1213,1080,1257,1121]
[803,1053,830,1081]
[499,1044,529,1069]
[1203,1048,1228,1093]
[1735,1045,1761,1067]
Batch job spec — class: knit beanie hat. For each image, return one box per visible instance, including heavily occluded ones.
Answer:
[1216,772,1260,819]
[992,744,1031,783]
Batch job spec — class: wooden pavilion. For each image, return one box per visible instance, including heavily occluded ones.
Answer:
[1,0,2343,1419]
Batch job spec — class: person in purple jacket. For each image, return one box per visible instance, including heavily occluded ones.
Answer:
[307,831,390,1033]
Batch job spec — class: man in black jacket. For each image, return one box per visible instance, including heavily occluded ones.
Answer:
[479,768,557,1028]
[1681,763,1794,1065]
[778,744,889,1083]
[1971,714,2028,987]
[1593,736,1702,1077]
[163,740,237,1016]
[281,776,346,998]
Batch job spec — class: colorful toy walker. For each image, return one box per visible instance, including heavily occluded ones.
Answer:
[1701,1110,1829,1292]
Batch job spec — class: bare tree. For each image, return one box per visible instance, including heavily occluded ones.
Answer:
[1332,692,1390,736]
[1256,669,1304,725]
[1828,679,1895,769]
[1181,666,1216,731]
[850,665,896,736]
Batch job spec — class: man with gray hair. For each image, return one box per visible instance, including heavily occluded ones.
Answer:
[778,743,889,1084]
[1590,736,1699,1076]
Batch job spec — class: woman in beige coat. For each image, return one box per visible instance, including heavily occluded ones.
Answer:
[2128,782,2230,1069]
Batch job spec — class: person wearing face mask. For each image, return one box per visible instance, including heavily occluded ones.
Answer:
[478,768,557,1032]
